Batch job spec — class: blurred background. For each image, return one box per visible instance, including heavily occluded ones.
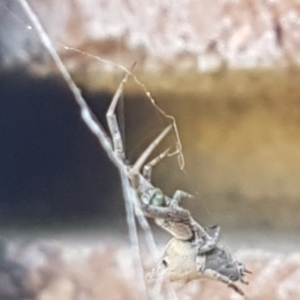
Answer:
[1,0,300,299]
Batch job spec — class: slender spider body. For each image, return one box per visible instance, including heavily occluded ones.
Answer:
[104,75,251,297]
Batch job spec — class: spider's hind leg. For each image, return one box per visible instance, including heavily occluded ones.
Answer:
[106,74,129,161]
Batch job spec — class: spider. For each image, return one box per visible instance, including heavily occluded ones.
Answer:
[104,74,251,297]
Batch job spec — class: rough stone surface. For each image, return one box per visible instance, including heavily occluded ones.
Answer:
[2,0,300,73]
[3,240,300,300]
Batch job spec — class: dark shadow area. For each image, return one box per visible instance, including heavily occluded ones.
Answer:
[0,69,127,226]
[0,68,185,228]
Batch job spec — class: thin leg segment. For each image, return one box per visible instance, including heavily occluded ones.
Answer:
[206,225,220,242]
[129,125,172,188]
[142,148,171,181]
[139,203,191,220]
[195,225,220,256]
[202,269,245,296]
[106,73,129,161]
[172,190,194,205]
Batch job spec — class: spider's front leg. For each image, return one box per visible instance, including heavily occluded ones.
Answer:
[129,125,172,189]
[106,74,129,162]
[142,148,171,181]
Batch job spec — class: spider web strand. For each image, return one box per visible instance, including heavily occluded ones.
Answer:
[62,46,185,170]
[18,0,149,297]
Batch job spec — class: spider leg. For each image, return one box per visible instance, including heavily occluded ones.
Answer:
[140,203,190,220]
[106,73,129,161]
[129,125,173,188]
[201,268,245,296]
[142,148,171,181]
[198,232,220,258]
[197,241,218,255]
[206,225,221,241]
[172,190,194,205]
[195,225,220,256]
